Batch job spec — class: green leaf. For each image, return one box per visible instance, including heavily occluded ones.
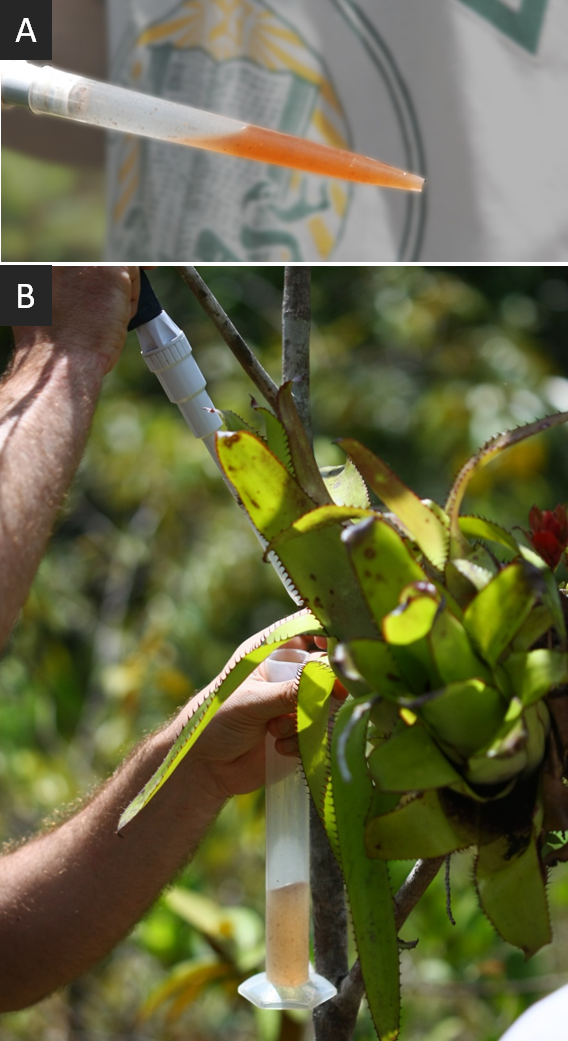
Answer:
[216,430,315,541]
[331,701,400,1041]
[320,458,370,508]
[338,438,449,569]
[382,586,439,646]
[140,958,232,1021]
[417,680,506,760]
[502,650,568,707]
[217,409,261,436]
[512,604,555,652]
[268,517,379,641]
[391,637,442,697]
[475,828,551,957]
[446,410,568,557]
[366,789,474,860]
[458,515,521,554]
[428,608,492,685]
[164,888,264,967]
[118,611,325,830]
[253,405,294,475]
[266,504,375,554]
[343,515,428,626]
[368,723,462,792]
[297,659,337,839]
[519,545,567,644]
[337,639,408,699]
[276,383,332,505]
[463,561,544,667]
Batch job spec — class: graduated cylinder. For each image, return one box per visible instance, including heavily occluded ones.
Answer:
[264,650,311,987]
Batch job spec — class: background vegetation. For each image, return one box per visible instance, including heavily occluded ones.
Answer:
[2,149,105,261]
[2,265,568,1040]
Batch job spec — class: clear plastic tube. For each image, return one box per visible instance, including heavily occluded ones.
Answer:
[1,61,424,191]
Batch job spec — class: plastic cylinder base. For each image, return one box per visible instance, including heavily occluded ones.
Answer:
[238,966,337,1010]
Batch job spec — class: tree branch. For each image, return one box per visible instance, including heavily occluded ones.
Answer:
[176,266,279,410]
[280,267,351,1040]
[328,857,445,1034]
[282,267,312,442]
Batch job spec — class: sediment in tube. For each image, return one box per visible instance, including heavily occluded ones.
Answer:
[265,882,310,987]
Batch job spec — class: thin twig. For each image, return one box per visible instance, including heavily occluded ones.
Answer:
[176,266,279,410]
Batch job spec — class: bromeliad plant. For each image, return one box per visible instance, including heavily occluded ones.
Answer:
[120,384,568,1041]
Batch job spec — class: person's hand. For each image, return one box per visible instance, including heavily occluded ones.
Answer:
[12,266,141,374]
[181,635,348,802]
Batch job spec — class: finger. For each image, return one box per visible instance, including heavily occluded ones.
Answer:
[127,267,141,320]
[267,713,296,739]
[274,735,299,756]
[217,679,297,722]
[333,677,349,701]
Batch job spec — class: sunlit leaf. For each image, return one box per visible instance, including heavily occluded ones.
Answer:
[343,516,428,626]
[118,611,324,829]
[297,659,337,841]
[216,430,315,540]
[503,650,568,707]
[338,438,449,568]
[459,515,521,554]
[463,561,544,667]
[382,586,439,646]
[320,458,370,508]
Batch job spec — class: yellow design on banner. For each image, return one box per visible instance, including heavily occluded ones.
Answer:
[109,0,353,261]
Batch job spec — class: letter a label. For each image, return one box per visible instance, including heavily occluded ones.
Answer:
[16,17,37,42]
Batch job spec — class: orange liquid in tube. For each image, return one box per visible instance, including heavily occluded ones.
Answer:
[183,123,424,191]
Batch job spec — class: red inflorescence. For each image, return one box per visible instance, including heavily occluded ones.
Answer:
[528,504,568,570]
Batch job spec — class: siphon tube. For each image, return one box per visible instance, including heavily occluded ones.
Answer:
[1,61,424,191]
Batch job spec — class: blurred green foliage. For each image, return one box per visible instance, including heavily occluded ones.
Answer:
[2,265,568,1040]
[1,149,105,261]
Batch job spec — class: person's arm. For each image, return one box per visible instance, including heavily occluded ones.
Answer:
[1,0,106,167]
[0,653,302,1011]
[0,266,140,648]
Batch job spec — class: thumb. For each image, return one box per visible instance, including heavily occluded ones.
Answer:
[231,678,298,721]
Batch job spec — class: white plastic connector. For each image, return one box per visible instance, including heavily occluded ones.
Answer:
[138,314,222,444]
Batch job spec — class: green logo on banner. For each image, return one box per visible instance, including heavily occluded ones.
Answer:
[457,0,549,53]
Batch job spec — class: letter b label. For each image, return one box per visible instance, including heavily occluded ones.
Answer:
[18,285,34,309]
[0,267,52,324]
